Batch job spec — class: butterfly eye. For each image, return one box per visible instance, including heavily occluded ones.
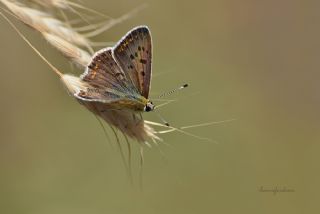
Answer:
[144,105,152,112]
[144,102,154,112]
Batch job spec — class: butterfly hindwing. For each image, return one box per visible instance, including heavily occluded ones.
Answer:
[113,26,152,98]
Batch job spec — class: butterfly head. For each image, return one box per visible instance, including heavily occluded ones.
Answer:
[144,100,155,112]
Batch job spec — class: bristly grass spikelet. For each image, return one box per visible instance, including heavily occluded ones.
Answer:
[0,0,234,183]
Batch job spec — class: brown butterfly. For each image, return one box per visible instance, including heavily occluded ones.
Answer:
[75,26,155,113]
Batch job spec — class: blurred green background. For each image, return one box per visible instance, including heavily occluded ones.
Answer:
[0,0,319,213]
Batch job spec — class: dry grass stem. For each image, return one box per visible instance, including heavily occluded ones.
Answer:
[1,0,91,47]
[1,0,219,145]
[43,32,91,68]
[83,4,147,38]
[29,0,69,9]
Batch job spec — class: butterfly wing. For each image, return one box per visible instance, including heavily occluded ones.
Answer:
[113,26,152,98]
[76,47,138,103]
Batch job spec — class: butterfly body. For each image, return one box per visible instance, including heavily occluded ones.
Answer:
[75,26,155,113]
[103,96,150,112]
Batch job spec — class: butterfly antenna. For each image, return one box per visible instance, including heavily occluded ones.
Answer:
[152,84,189,126]
[158,84,189,98]
[153,108,170,126]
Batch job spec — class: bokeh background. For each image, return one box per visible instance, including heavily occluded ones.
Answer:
[0,0,319,213]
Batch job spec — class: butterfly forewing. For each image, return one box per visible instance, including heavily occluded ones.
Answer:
[77,48,136,102]
[113,26,152,98]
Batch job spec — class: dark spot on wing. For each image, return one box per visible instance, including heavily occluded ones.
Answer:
[138,46,141,51]
[135,52,138,57]
[141,71,145,76]
[140,59,147,64]
[130,54,134,59]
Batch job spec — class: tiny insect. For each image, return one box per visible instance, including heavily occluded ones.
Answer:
[74,26,188,132]
[76,26,157,114]
[1,5,231,185]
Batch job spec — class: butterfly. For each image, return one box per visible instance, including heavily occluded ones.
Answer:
[75,26,155,113]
